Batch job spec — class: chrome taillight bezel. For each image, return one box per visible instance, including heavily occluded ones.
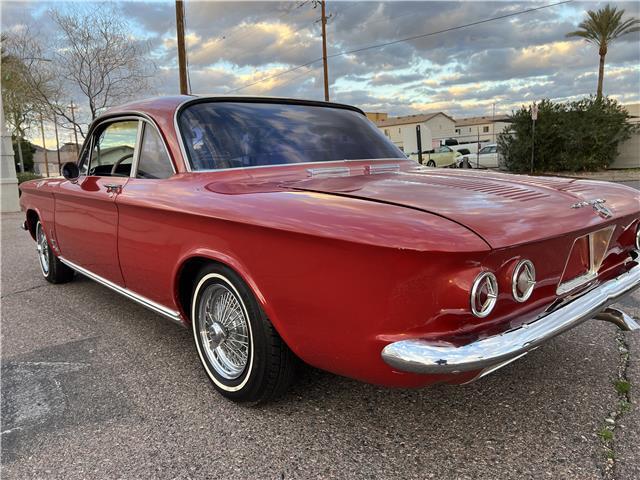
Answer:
[471,271,498,318]
[511,259,536,303]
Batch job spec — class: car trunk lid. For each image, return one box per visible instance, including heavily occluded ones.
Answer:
[283,165,639,249]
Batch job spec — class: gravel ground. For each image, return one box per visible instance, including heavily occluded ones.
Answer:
[2,181,639,479]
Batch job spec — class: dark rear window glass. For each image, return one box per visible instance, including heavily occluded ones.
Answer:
[178,101,405,170]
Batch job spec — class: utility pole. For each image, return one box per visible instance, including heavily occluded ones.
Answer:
[53,114,61,171]
[320,0,330,101]
[69,101,80,156]
[476,127,480,168]
[39,111,50,177]
[176,0,189,95]
[492,102,496,143]
[530,102,538,174]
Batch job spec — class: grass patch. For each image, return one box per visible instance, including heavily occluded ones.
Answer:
[598,428,614,442]
[614,380,631,395]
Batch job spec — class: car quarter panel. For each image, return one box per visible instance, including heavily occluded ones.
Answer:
[19,179,58,242]
[114,172,491,386]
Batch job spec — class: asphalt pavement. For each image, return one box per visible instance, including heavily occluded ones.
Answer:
[2,184,639,479]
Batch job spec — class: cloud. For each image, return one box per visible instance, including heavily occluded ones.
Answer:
[2,0,639,130]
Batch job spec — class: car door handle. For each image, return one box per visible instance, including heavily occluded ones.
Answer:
[104,184,123,194]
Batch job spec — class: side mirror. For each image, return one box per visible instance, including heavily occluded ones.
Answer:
[61,162,80,180]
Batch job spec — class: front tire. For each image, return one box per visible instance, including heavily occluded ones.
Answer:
[35,221,74,284]
[426,160,436,167]
[191,264,295,404]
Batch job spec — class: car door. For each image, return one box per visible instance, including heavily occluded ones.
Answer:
[433,146,454,167]
[54,118,141,286]
[116,120,178,306]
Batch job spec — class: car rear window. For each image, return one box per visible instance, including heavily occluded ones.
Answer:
[178,101,405,170]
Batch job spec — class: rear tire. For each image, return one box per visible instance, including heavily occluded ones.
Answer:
[191,263,295,404]
[35,221,74,284]
[427,160,436,167]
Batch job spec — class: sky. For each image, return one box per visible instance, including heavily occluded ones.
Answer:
[2,0,640,147]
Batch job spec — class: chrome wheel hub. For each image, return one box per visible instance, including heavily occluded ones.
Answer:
[36,223,50,275]
[198,284,250,380]
[208,321,226,349]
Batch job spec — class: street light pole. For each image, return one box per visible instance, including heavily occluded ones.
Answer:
[320,0,330,101]
[176,0,189,95]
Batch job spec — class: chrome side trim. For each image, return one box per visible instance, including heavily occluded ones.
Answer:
[59,257,184,326]
[381,260,640,376]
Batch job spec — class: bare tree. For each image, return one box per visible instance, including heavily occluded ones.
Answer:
[26,5,156,138]
[1,30,58,171]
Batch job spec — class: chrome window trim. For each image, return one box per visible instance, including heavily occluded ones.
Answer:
[59,256,183,326]
[81,116,142,178]
[79,112,177,178]
[172,96,400,174]
[129,121,145,178]
[182,158,408,174]
[174,96,195,172]
[130,120,177,179]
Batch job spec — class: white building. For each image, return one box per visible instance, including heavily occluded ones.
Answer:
[453,115,512,144]
[33,143,80,177]
[376,113,456,152]
[611,103,640,169]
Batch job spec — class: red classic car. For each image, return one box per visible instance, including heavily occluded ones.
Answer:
[20,96,640,403]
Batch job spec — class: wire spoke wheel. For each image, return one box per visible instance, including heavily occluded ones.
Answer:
[197,283,250,380]
[36,222,50,275]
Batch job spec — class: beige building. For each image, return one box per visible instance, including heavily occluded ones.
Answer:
[33,143,80,177]
[453,115,512,144]
[376,113,456,151]
[611,103,640,169]
[365,112,388,122]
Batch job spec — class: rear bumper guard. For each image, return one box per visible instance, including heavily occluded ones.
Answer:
[381,261,640,378]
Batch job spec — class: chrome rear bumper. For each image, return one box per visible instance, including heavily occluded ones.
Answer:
[381,262,640,377]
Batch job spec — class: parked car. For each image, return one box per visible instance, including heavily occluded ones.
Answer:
[20,96,640,404]
[443,138,489,155]
[408,145,462,167]
[459,143,501,169]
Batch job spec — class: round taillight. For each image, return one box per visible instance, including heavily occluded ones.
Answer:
[512,259,536,303]
[635,223,640,250]
[471,271,498,318]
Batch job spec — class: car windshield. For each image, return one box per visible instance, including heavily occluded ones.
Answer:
[178,101,405,170]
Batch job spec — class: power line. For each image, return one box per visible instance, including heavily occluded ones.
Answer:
[261,64,321,94]
[205,2,318,55]
[328,0,573,59]
[228,0,572,94]
[226,58,322,93]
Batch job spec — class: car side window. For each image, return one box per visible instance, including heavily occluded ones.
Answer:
[87,121,139,177]
[136,124,174,179]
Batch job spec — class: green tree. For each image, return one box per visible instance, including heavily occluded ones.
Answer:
[566,5,639,99]
[498,97,634,172]
[11,137,35,171]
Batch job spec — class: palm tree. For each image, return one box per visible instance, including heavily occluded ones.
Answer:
[566,5,639,99]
